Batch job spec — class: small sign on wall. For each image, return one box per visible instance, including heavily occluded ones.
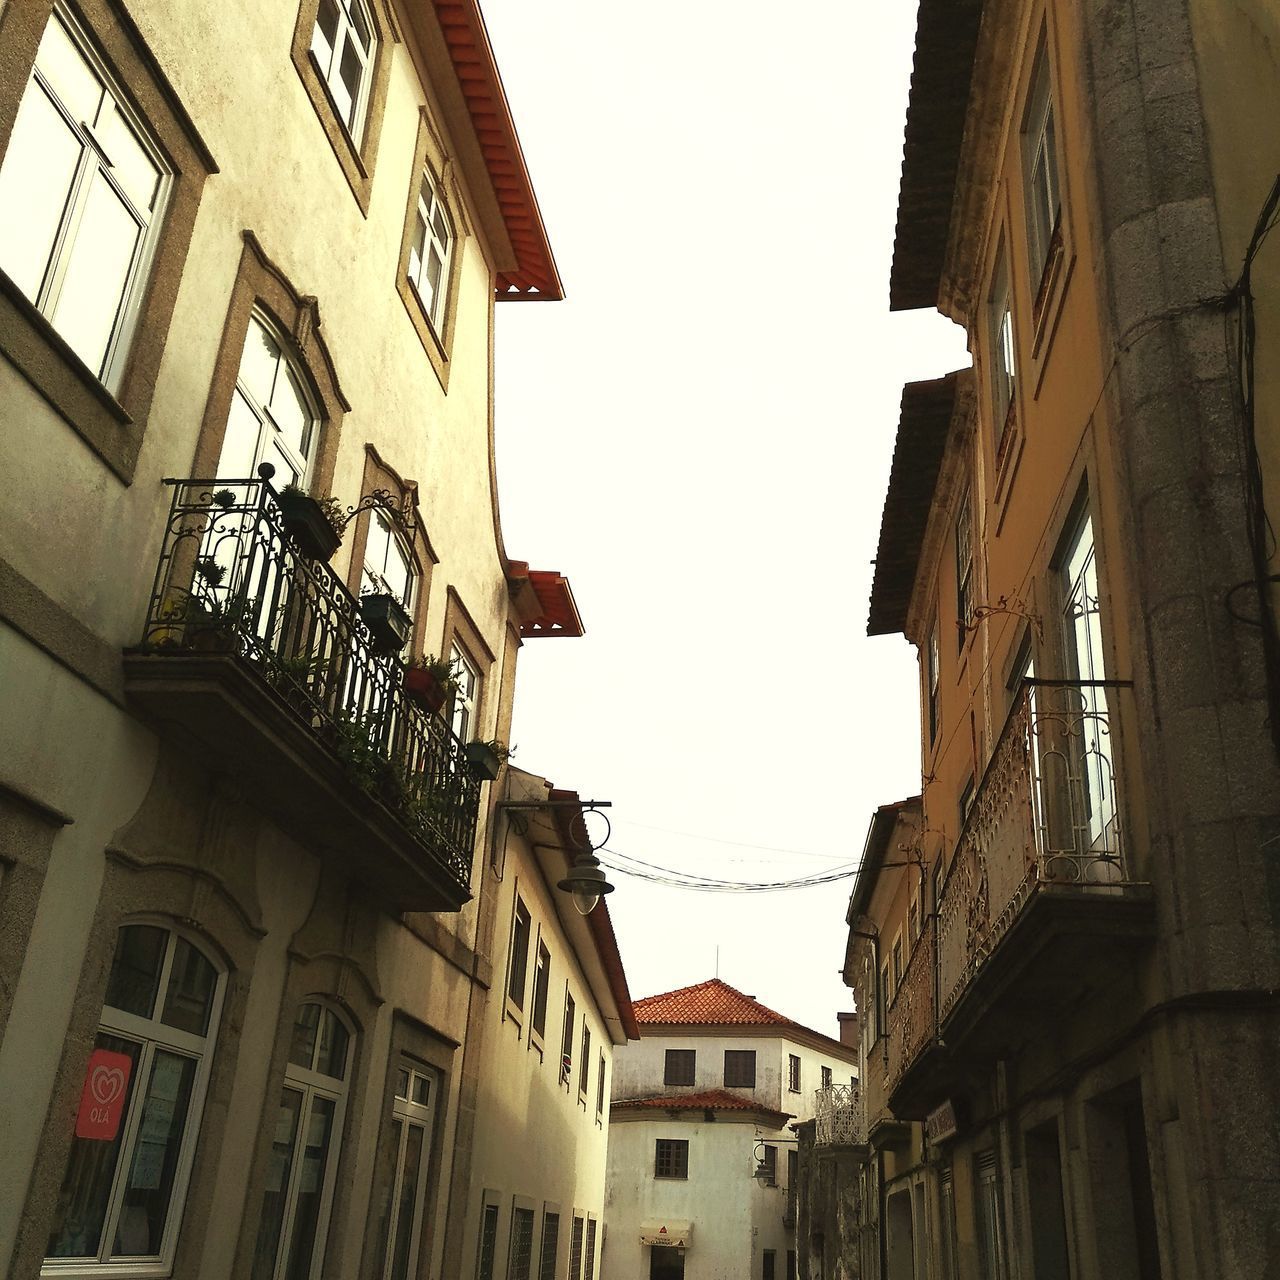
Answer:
[75,1049,133,1141]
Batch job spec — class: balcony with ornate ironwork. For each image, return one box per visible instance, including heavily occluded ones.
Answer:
[884,918,942,1117]
[895,679,1155,1111]
[813,1084,867,1154]
[123,477,480,910]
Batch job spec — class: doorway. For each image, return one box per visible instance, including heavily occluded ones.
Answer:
[650,1247,685,1279]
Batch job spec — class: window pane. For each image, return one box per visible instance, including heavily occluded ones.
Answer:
[411,1074,430,1106]
[97,101,161,213]
[315,1010,349,1080]
[312,0,340,71]
[46,1033,143,1260]
[251,1088,303,1280]
[349,0,373,52]
[396,1069,410,1100]
[217,391,262,480]
[338,39,362,128]
[50,169,142,376]
[160,937,218,1036]
[283,1094,337,1280]
[240,318,281,408]
[270,365,313,460]
[289,1004,321,1070]
[104,925,167,1019]
[0,82,83,301]
[387,1121,424,1280]
[38,16,104,127]
[113,1050,197,1257]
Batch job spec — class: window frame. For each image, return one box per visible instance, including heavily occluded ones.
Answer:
[505,896,531,1021]
[289,0,392,213]
[663,1048,696,1087]
[787,1054,801,1093]
[723,1049,756,1089]
[578,1023,591,1100]
[529,939,551,1046]
[42,922,226,1274]
[535,1205,559,1280]
[559,989,575,1087]
[252,1000,355,1280]
[0,0,216,483]
[653,1139,689,1181]
[760,1144,778,1187]
[1022,40,1063,305]
[380,1062,439,1280]
[925,620,941,747]
[820,1065,833,1091]
[396,109,465,391]
[595,1052,606,1122]
[955,487,974,650]
[987,239,1020,490]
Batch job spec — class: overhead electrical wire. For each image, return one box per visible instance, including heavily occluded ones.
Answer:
[597,844,864,893]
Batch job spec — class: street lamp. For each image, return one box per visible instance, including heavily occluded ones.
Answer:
[556,806,615,915]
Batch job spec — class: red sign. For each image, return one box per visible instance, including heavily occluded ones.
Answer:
[75,1049,133,1141]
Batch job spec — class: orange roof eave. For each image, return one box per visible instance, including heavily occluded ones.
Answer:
[434,0,564,301]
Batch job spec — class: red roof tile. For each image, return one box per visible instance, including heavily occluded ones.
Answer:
[612,1089,792,1120]
[633,979,802,1029]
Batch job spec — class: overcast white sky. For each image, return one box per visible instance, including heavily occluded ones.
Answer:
[482,0,969,1035]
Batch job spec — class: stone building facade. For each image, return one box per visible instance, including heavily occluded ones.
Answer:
[847,0,1280,1278]
[0,2,633,1279]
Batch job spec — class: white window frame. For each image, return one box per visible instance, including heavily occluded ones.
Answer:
[381,1063,439,1280]
[406,164,455,332]
[42,922,226,1276]
[926,621,941,745]
[448,642,480,744]
[530,937,551,1046]
[360,508,416,613]
[0,3,171,393]
[506,896,531,1020]
[989,245,1017,449]
[1023,44,1062,290]
[309,0,378,143]
[256,1002,353,1280]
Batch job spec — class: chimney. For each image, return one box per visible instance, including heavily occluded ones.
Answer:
[836,1011,860,1047]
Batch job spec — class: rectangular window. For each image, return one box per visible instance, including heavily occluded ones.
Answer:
[309,0,377,141]
[908,889,921,944]
[531,942,551,1040]
[926,621,940,745]
[892,933,904,991]
[989,245,1017,456]
[960,776,976,828]
[1024,44,1062,290]
[579,1024,591,1097]
[537,1210,559,1280]
[449,642,480,744]
[880,962,891,1019]
[787,1054,801,1093]
[654,1139,689,1180]
[724,1050,756,1088]
[560,991,575,1084]
[568,1216,584,1280]
[476,1202,499,1280]
[596,1053,606,1118]
[976,1151,1007,1280]
[764,1251,776,1280]
[0,5,169,391]
[408,162,455,331]
[956,489,974,647]
[820,1065,833,1090]
[507,1206,534,1280]
[507,899,530,1012]
[664,1048,696,1086]
[383,1064,439,1280]
[584,1219,597,1280]
[760,1144,778,1186]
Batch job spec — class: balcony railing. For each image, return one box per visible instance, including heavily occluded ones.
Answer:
[813,1084,865,1148]
[886,918,935,1099]
[132,477,478,897]
[935,679,1133,1024]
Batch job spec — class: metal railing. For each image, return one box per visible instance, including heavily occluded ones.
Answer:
[135,477,478,893]
[935,679,1132,1024]
[813,1084,865,1148]
[886,918,935,1098]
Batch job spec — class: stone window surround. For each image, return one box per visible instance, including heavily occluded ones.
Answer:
[396,108,469,393]
[0,0,217,484]
[289,0,397,217]
[190,230,349,491]
[343,444,437,651]
[442,586,496,742]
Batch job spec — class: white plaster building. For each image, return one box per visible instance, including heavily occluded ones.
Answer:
[606,981,860,1280]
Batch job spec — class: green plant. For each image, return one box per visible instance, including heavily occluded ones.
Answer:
[194,555,226,588]
[270,652,332,685]
[281,483,347,537]
[330,714,404,800]
[409,653,461,696]
[480,739,514,763]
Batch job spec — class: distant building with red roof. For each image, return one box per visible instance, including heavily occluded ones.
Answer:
[605,979,860,1280]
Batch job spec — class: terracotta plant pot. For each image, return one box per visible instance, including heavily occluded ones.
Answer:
[404,667,447,712]
[277,490,341,561]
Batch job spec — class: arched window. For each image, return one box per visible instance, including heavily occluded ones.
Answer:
[216,312,320,489]
[45,924,225,1267]
[252,1001,353,1280]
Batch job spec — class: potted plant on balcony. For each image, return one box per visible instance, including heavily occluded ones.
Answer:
[404,653,458,713]
[464,739,513,781]
[359,587,413,655]
[278,484,345,561]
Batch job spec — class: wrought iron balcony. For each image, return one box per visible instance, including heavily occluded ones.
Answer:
[123,477,479,909]
[813,1084,866,1150]
[885,918,935,1102]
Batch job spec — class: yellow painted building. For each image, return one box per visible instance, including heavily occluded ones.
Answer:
[0,2,633,1279]
[837,1,1280,1278]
